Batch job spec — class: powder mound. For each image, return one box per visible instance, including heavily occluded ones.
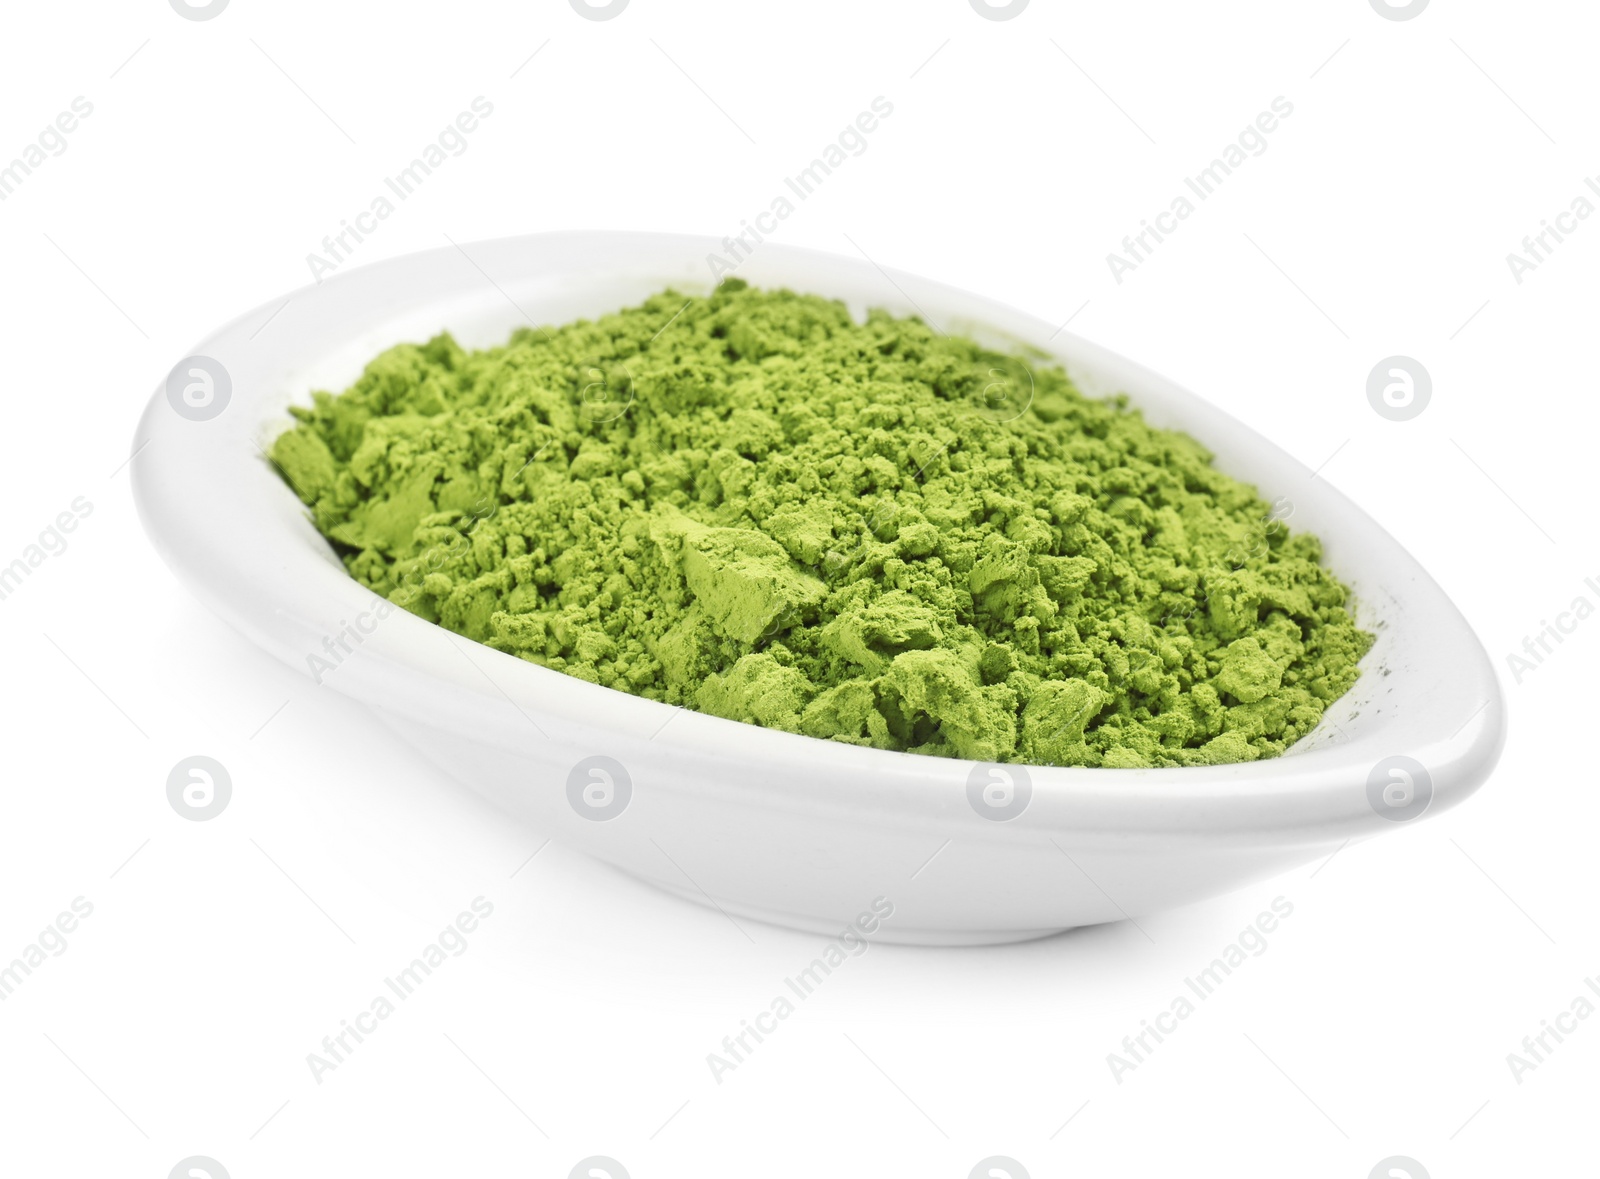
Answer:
[271,281,1373,767]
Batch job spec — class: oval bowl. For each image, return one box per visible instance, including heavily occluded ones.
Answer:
[132,230,1504,945]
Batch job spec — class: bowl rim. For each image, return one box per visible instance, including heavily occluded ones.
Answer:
[131,228,1505,836]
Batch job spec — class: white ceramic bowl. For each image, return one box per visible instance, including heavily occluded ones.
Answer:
[132,231,1504,945]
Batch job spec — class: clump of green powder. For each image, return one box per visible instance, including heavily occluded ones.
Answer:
[271,281,1372,767]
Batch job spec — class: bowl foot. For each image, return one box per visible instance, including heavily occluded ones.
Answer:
[625,873,1073,947]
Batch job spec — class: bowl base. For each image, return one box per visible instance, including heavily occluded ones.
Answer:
[626,873,1072,947]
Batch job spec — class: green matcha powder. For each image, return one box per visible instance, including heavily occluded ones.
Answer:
[271,281,1371,768]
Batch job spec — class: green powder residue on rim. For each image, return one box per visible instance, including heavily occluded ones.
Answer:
[270,280,1372,767]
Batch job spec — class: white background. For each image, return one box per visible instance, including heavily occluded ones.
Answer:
[1,1,1595,1176]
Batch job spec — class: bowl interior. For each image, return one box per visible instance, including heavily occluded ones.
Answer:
[256,245,1386,760]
